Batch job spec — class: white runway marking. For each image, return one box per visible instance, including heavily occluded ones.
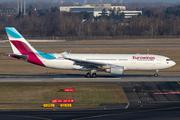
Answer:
[53,78,122,82]
[53,78,121,80]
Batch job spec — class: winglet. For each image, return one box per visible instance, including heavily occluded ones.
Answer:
[64,51,69,54]
[61,53,68,59]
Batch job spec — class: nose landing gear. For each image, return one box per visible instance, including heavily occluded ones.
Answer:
[154,70,159,77]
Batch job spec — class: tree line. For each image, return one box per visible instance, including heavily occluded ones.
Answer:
[0,4,180,37]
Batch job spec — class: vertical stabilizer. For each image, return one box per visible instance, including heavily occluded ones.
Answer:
[5,27,37,55]
[5,27,45,66]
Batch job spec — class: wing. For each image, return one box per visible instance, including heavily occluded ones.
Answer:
[61,53,111,69]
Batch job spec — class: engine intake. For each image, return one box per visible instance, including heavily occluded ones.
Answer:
[106,66,124,75]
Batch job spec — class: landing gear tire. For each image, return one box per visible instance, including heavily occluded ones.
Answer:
[92,73,97,78]
[154,73,158,77]
[154,70,159,77]
[86,73,91,78]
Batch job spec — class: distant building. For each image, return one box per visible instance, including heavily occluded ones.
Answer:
[60,3,141,18]
[0,7,17,16]
[85,3,112,9]
[110,6,126,11]
[60,6,109,17]
[60,3,124,17]
[121,11,142,18]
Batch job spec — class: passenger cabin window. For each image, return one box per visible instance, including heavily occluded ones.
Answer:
[166,59,171,61]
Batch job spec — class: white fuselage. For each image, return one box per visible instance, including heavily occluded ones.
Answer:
[40,53,176,71]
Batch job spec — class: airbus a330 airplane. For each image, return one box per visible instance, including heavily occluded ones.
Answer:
[5,27,176,77]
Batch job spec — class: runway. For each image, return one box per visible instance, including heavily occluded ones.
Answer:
[1,43,180,47]
[0,75,179,82]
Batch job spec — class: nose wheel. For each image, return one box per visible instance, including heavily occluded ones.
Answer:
[154,73,158,77]
[154,70,159,77]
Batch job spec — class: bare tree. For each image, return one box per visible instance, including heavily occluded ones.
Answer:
[112,23,117,36]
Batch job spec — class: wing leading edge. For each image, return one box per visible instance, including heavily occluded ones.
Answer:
[61,53,112,69]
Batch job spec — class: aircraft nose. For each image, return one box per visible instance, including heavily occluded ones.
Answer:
[173,61,176,66]
[172,61,176,66]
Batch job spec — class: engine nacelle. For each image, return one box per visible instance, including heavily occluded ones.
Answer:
[105,66,124,75]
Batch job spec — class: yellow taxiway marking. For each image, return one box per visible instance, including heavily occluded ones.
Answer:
[176,80,180,85]
[153,101,180,103]
[72,114,117,120]
[147,107,180,112]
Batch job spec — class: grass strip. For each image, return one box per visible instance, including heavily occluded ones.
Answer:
[0,83,127,104]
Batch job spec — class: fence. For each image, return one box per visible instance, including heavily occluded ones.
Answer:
[25,35,180,40]
[1,35,180,41]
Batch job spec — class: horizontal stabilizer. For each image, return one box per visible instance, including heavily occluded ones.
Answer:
[9,53,28,61]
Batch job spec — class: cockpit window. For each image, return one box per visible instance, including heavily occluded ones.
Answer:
[166,59,171,61]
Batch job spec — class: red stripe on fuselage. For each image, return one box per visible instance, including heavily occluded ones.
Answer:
[10,40,45,66]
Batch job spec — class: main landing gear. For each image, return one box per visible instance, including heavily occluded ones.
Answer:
[154,70,159,77]
[86,70,97,78]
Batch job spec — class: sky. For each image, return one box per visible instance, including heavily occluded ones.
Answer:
[0,0,180,3]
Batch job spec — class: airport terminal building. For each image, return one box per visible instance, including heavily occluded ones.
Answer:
[121,11,142,18]
[60,6,109,17]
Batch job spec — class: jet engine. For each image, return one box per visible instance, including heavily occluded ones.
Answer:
[105,66,124,75]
